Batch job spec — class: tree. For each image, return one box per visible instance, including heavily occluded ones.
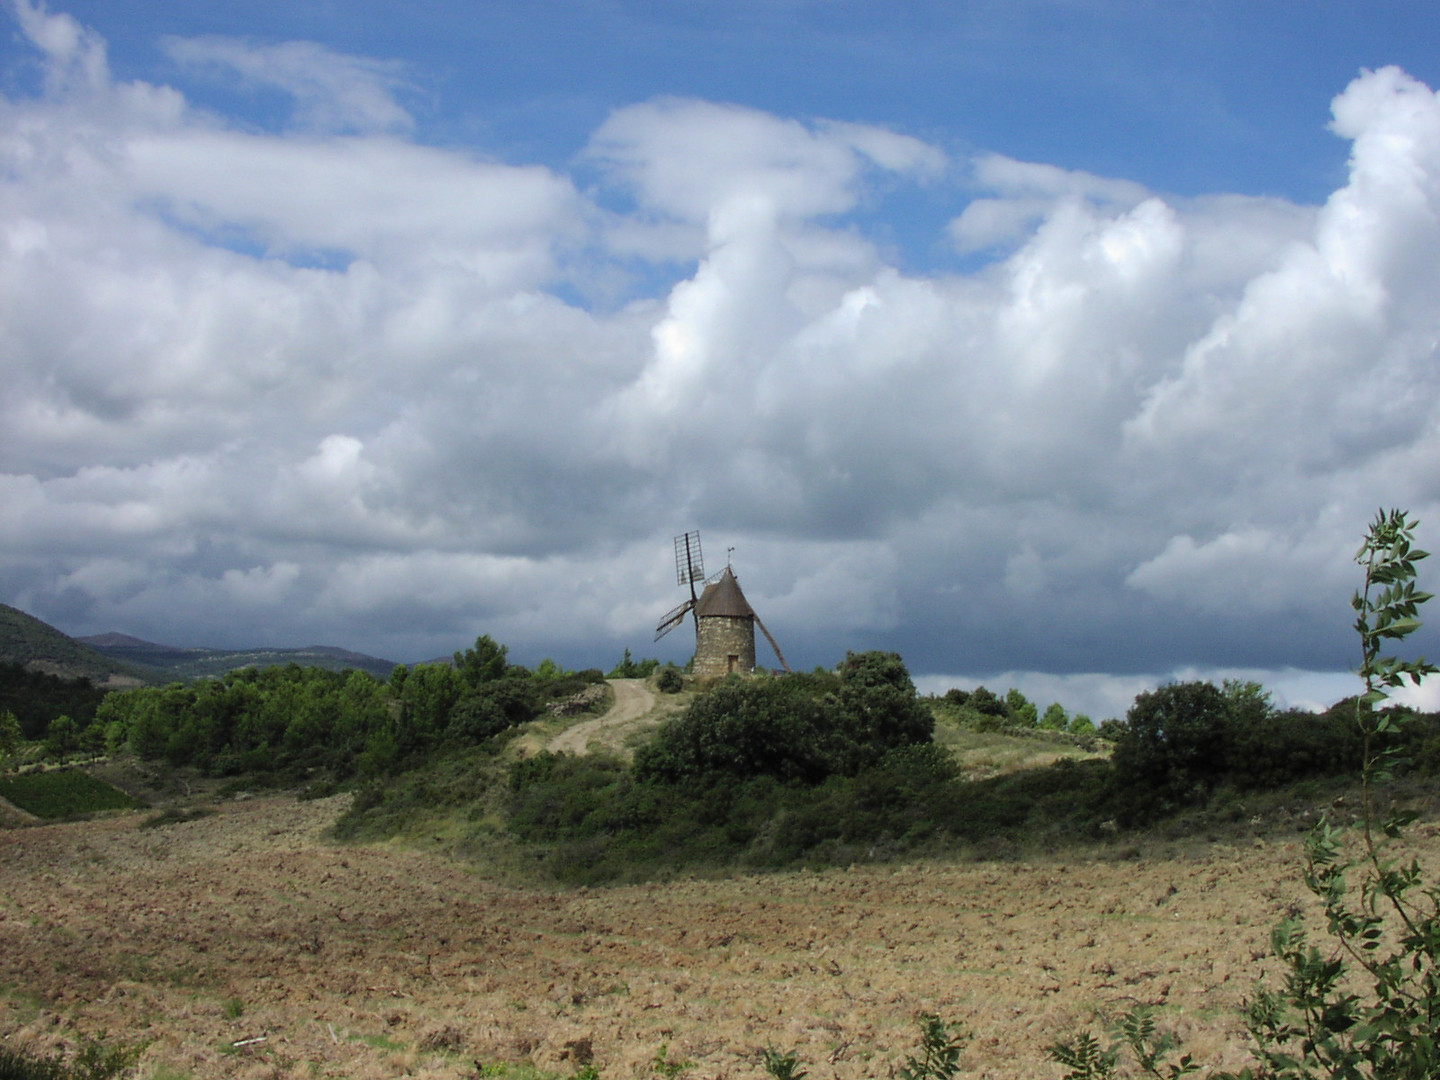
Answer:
[1040,702,1069,731]
[44,714,79,758]
[0,708,20,760]
[1110,681,1229,815]
[1006,688,1038,727]
[828,651,935,774]
[1068,713,1096,735]
[967,686,1007,717]
[455,634,508,688]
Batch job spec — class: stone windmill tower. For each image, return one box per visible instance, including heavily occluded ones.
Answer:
[655,531,790,677]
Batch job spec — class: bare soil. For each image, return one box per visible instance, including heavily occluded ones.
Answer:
[547,679,683,759]
[7,794,1433,1080]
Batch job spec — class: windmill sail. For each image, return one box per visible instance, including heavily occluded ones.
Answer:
[754,613,791,673]
[654,598,696,641]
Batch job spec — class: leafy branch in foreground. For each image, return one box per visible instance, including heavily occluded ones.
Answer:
[1049,1009,1195,1080]
[1050,509,1439,1079]
[896,1013,966,1080]
[759,1046,807,1080]
[759,1013,963,1080]
[1230,509,1440,1078]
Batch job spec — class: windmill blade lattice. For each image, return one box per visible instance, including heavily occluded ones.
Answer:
[654,598,696,641]
[674,530,704,589]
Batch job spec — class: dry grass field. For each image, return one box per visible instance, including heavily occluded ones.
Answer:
[7,792,1430,1080]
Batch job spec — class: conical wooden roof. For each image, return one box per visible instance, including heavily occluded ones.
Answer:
[694,567,755,619]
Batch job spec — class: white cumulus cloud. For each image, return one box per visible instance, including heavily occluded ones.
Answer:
[1,7,1438,703]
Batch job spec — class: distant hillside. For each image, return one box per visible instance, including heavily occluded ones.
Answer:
[77,636,401,681]
[0,604,146,686]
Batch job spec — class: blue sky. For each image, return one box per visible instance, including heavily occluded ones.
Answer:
[34,1,1440,203]
[3,0,1440,719]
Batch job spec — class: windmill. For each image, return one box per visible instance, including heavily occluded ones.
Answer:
[655,530,790,676]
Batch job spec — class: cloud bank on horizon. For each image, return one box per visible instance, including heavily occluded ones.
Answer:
[2,1,1439,717]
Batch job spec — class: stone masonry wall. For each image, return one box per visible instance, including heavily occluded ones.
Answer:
[693,616,756,678]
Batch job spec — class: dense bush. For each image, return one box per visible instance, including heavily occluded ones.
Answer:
[1108,677,1431,821]
[1111,681,1231,813]
[636,651,932,786]
[940,683,1068,734]
[504,738,1122,883]
[1223,699,1365,789]
[829,651,935,772]
[636,676,832,783]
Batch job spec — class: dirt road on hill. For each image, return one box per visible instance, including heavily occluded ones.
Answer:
[6,793,1430,1079]
[548,678,677,758]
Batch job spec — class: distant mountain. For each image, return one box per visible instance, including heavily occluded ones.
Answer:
[0,605,147,686]
[78,632,173,650]
[76,635,401,681]
[0,603,402,684]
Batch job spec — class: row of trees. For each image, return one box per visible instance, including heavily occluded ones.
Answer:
[0,661,108,741]
[941,685,1101,736]
[1107,676,1440,820]
[77,637,604,780]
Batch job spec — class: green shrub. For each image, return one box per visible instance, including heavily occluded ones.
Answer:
[608,650,660,679]
[760,1047,806,1080]
[1111,681,1229,815]
[762,1013,963,1080]
[1049,1008,1194,1079]
[0,1038,140,1080]
[635,677,832,784]
[897,1014,966,1080]
[966,686,1007,717]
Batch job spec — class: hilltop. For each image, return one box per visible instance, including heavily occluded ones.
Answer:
[0,605,145,687]
[75,634,400,681]
[0,603,400,685]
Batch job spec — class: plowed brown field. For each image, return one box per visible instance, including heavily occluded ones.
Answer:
[4,795,1433,1080]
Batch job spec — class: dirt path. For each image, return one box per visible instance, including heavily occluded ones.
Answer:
[548,678,677,757]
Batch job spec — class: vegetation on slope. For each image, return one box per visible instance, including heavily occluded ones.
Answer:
[332,638,1440,885]
[0,605,139,686]
[0,663,110,742]
[77,636,400,681]
[66,637,606,783]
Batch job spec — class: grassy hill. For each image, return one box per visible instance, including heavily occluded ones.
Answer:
[0,604,400,688]
[0,604,146,686]
[76,636,400,680]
